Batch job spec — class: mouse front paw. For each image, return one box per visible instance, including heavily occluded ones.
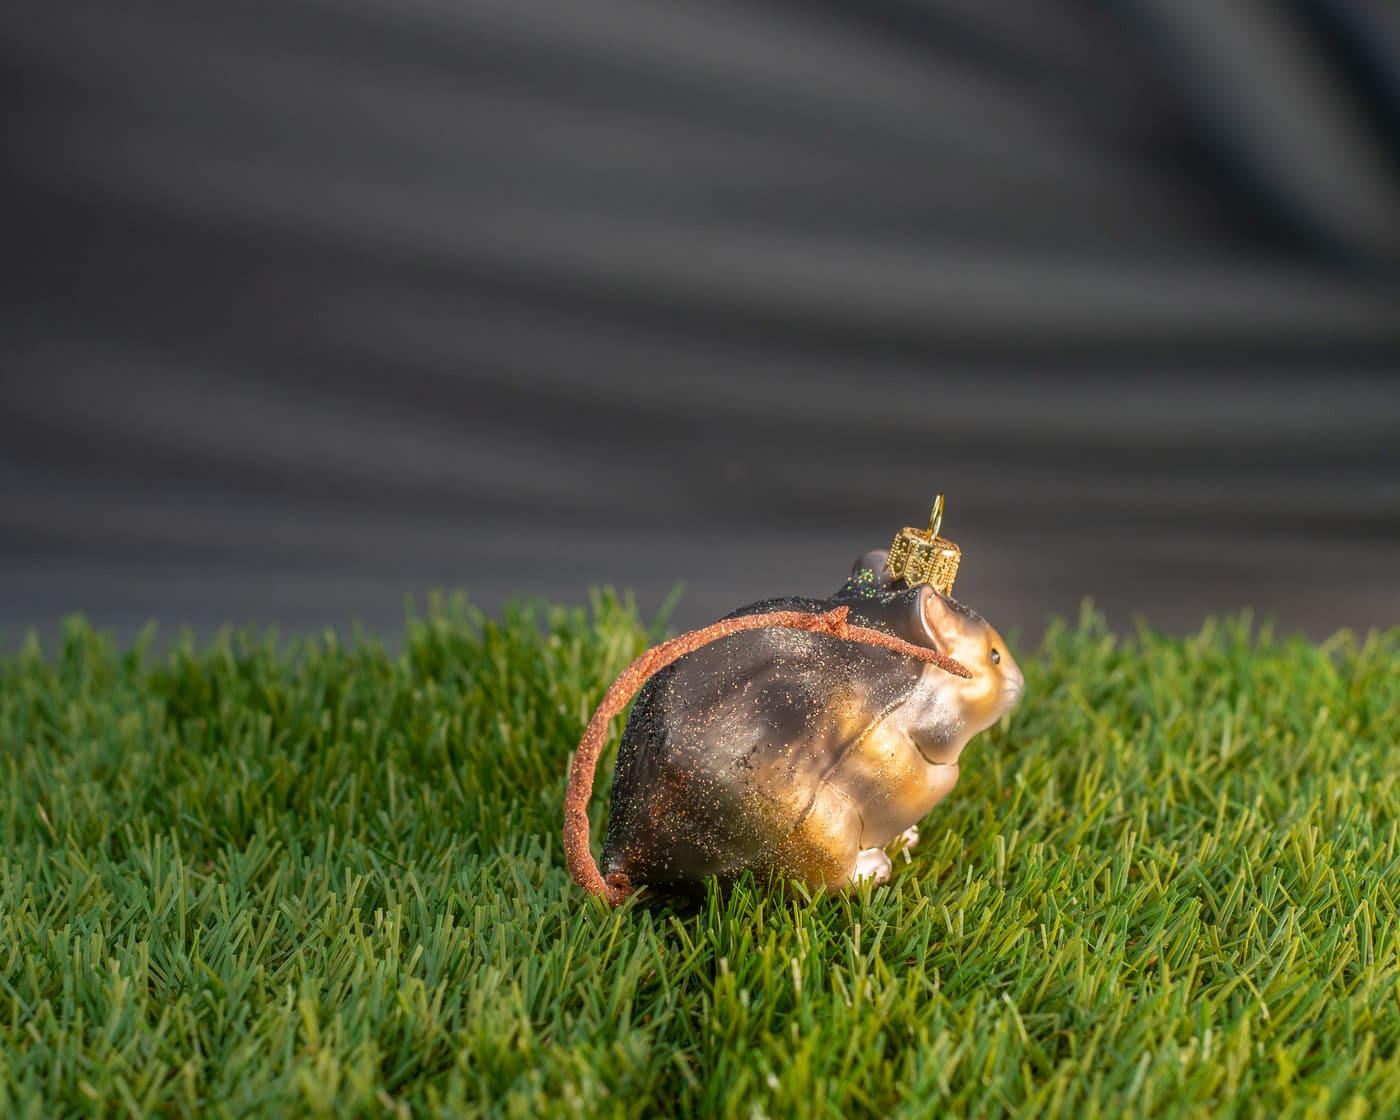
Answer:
[890,824,920,863]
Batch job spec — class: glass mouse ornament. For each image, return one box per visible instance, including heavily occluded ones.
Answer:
[564,497,1024,905]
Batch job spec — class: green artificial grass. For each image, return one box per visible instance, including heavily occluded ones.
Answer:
[1,593,1397,1118]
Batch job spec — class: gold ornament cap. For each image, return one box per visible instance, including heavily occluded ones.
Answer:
[887,494,961,595]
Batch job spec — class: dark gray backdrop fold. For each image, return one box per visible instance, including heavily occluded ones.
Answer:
[4,0,1398,646]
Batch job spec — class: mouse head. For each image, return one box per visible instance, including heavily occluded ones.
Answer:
[845,548,1023,736]
[915,584,1023,732]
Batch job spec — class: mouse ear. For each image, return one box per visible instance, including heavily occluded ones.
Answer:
[914,585,957,650]
[851,549,896,587]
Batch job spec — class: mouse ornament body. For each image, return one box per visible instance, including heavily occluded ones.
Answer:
[563,500,1024,905]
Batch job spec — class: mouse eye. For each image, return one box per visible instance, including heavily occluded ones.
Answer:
[990,648,1001,665]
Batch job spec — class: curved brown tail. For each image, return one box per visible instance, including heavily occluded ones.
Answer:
[562,605,971,906]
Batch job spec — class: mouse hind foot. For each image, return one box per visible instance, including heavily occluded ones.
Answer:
[851,847,892,885]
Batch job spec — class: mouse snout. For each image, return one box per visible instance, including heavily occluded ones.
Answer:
[996,646,1025,713]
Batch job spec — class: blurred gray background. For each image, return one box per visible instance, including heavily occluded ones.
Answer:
[4,0,1400,651]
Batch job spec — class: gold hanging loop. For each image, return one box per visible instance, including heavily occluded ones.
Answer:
[886,493,962,595]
